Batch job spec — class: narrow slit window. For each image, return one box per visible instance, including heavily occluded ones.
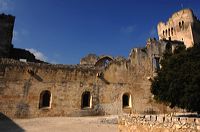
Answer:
[179,22,181,29]
[182,21,184,29]
[171,28,173,36]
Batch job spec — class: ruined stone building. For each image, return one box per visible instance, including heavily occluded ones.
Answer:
[0,9,199,118]
[157,9,200,48]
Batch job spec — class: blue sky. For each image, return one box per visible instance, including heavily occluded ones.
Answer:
[0,0,200,64]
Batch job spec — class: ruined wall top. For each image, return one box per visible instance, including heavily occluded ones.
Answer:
[157,9,200,48]
[0,58,97,71]
[0,13,15,22]
[80,54,98,65]
[158,9,194,26]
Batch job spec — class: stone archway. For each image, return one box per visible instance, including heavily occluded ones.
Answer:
[81,91,92,109]
[39,90,51,109]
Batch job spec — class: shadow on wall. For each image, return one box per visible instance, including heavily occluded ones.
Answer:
[28,69,43,82]
[0,113,25,132]
[175,113,200,118]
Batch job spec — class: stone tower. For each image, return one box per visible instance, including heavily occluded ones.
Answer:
[157,9,200,48]
[0,13,15,57]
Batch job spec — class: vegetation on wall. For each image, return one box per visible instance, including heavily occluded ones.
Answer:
[151,43,200,114]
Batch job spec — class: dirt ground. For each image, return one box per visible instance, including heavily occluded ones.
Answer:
[0,116,119,132]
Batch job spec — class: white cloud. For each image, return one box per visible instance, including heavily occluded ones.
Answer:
[0,0,13,12]
[26,48,48,61]
[121,25,136,33]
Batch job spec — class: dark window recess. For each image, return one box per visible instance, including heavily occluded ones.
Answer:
[123,94,129,108]
[179,22,181,28]
[171,28,173,36]
[39,90,51,108]
[81,91,91,108]
[182,21,184,29]
[153,57,160,71]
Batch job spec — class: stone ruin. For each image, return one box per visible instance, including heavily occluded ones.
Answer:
[0,9,199,118]
[157,8,200,48]
[118,114,200,131]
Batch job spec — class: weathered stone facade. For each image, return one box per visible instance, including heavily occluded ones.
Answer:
[0,9,199,118]
[0,39,177,118]
[157,8,200,48]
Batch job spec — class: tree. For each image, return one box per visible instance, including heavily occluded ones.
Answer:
[151,44,200,114]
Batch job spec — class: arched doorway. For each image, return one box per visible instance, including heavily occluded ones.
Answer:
[81,91,92,109]
[122,93,132,108]
[39,90,51,109]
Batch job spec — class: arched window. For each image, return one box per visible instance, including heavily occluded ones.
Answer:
[122,93,132,108]
[39,90,51,109]
[163,30,165,36]
[81,91,92,109]
[165,29,167,36]
[168,28,170,36]
[182,21,184,29]
[153,57,160,71]
[171,28,173,36]
[179,22,181,29]
[179,21,184,30]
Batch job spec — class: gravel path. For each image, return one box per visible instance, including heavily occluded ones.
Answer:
[0,116,118,132]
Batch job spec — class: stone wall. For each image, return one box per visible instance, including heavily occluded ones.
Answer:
[0,59,100,118]
[0,38,183,118]
[80,54,98,65]
[119,114,200,132]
